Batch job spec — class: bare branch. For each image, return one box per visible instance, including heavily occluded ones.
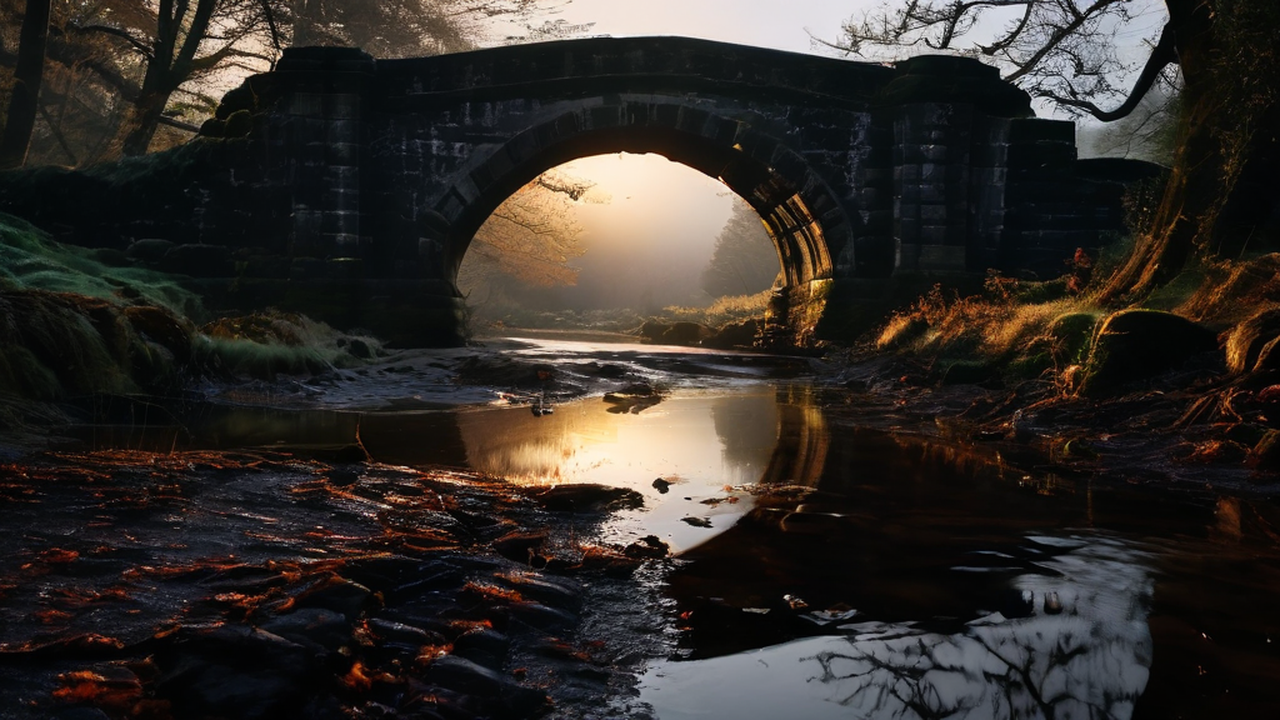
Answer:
[1038,20,1177,121]
[68,23,154,59]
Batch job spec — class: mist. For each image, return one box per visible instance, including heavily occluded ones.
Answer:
[509,152,739,312]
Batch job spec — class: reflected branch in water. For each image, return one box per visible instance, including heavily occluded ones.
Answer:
[803,537,1154,720]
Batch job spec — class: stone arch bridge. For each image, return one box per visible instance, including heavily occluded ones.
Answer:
[36,38,1156,345]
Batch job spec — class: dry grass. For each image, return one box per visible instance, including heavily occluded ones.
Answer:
[661,290,772,328]
[876,277,1101,366]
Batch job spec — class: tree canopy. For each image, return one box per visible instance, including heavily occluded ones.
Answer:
[0,0,573,164]
[458,169,606,308]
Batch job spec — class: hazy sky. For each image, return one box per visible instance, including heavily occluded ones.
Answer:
[549,0,861,56]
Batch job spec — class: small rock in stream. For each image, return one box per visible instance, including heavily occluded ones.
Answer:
[528,484,644,513]
[624,535,669,559]
[681,516,713,528]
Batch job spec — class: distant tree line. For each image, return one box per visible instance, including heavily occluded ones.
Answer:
[701,200,779,299]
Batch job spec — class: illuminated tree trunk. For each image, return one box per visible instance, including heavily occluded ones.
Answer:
[1101,0,1280,300]
[0,0,53,169]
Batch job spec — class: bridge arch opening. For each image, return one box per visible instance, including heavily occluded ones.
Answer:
[428,105,852,298]
[457,152,782,328]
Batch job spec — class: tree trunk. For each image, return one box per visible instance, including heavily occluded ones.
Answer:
[119,89,172,157]
[1100,0,1280,301]
[112,0,219,157]
[0,0,53,169]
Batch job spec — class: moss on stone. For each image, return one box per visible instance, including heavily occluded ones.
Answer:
[1079,309,1219,396]
[1046,311,1101,368]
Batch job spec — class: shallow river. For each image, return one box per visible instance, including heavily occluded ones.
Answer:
[9,337,1280,718]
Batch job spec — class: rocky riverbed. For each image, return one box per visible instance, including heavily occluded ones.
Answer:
[0,447,679,720]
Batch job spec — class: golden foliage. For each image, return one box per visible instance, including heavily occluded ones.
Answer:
[460,170,600,293]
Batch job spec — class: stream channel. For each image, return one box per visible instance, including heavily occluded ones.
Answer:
[3,336,1280,719]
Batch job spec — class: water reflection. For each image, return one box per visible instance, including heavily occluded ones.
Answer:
[644,535,1155,720]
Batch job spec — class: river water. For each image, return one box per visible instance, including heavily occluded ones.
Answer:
[7,337,1280,718]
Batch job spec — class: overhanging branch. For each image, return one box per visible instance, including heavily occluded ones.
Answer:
[1041,22,1177,122]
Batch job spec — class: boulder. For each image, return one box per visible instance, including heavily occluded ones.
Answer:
[1078,309,1219,396]
[450,628,511,671]
[162,243,234,277]
[258,608,351,654]
[125,238,174,264]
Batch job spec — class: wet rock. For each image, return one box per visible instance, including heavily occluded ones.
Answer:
[259,608,351,654]
[53,709,111,720]
[528,484,644,513]
[603,383,664,414]
[496,573,581,612]
[422,656,548,718]
[652,477,671,493]
[492,530,547,564]
[681,516,713,528]
[584,362,628,379]
[507,601,578,631]
[451,628,511,670]
[153,625,318,720]
[367,618,445,648]
[608,381,656,397]
[1079,309,1220,396]
[292,575,377,620]
[624,535,669,559]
